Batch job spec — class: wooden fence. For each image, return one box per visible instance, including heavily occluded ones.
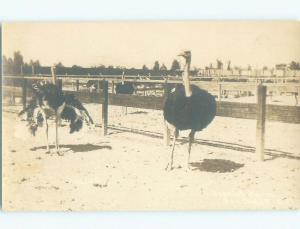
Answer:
[4,74,300,99]
[3,74,300,161]
[4,85,300,124]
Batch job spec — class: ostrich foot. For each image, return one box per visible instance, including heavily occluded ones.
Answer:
[56,150,64,156]
[165,163,174,171]
[182,164,191,172]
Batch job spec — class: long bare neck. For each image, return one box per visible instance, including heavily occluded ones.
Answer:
[182,60,192,97]
[122,71,125,84]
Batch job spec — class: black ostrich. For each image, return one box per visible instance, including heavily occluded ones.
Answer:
[115,72,135,114]
[163,51,217,170]
[19,81,94,155]
[115,82,135,94]
[115,71,135,94]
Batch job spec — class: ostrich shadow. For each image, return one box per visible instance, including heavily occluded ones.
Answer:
[129,111,148,115]
[190,159,244,173]
[30,143,112,153]
[179,138,300,161]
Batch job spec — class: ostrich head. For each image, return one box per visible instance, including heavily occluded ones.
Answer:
[178,50,191,65]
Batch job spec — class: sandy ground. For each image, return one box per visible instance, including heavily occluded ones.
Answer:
[2,103,300,211]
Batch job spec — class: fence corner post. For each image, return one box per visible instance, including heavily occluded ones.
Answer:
[102,80,108,136]
[256,84,267,161]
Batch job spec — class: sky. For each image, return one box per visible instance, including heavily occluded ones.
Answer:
[2,21,300,69]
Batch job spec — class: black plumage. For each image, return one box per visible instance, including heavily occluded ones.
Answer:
[163,84,216,132]
[115,82,135,94]
[61,94,94,133]
[19,81,93,154]
[163,50,217,170]
[32,82,65,110]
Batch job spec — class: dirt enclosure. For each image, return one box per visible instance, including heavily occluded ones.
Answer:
[2,103,300,211]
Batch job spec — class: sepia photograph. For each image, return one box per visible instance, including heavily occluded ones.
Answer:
[1,21,300,211]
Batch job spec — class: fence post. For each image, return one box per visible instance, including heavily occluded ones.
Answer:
[31,64,35,75]
[163,79,170,146]
[112,80,115,94]
[256,85,267,161]
[102,80,108,136]
[51,66,56,84]
[218,83,222,101]
[97,81,102,93]
[76,80,79,91]
[51,66,62,89]
[58,79,63,90]
[22,78,27,110]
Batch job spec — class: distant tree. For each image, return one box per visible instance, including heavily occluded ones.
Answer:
[55,62,64,68]
[216,59,223,69]
[191,66,200,76]
[142,65,149,71]
[263,66,268,71]
[170,59,180,71]
[160,64,167,71]
[13,51,24,75]
[2,55,14,74]
[289,61,300,70]
[152,61,160,72]
[247,65,252,71]
[227,60,231,70]
[100,65,106,69]
[234,66,240,71]
[30,59,41,68]
[72,65,82,68]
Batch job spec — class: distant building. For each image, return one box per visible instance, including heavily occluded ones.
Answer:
[275,64,287,70]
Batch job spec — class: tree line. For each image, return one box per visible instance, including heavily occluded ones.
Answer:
[3,51,300,78]
[2,51,195,77]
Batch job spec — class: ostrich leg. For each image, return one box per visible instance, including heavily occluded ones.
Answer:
[55,113,60,155]
[55,103,65,156]
[34,108,50,153]
[187,130,196,170]
[165,128,178,171]
[41,110,50,153]
[55,112,64,156]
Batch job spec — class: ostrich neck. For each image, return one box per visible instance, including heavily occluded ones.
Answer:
[182,61,192,97]
[122,72,125,85]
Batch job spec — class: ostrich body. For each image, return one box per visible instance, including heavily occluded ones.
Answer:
[115,72,135,114]
[115,71,135,94]
[163,51,216,170]
[19,81,94,155]
[115,82,135,94]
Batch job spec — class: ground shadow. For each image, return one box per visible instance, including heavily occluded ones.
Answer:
[107,125,300,161]
[190,159,244,173]
[190,139,300,161]
[30,143,112,153]
[129,111,148,115]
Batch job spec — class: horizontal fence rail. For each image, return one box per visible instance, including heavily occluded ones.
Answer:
[3,71,300,162]
[4,86,300,124]
[3,74,300,82]
[3,75,300,95]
